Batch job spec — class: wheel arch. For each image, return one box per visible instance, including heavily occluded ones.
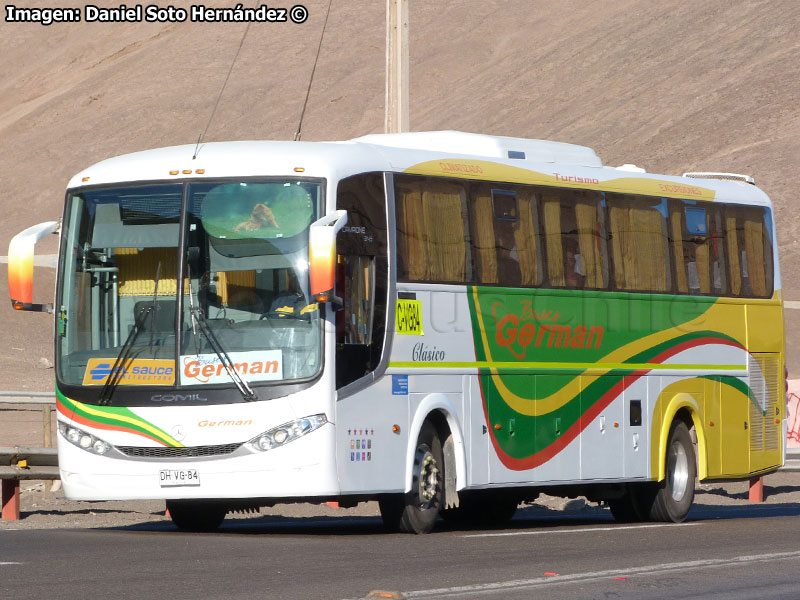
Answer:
[653,392,708,481]
[405,393,467,503]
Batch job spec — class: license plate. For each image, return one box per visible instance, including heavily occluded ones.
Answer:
[159,469,200,487]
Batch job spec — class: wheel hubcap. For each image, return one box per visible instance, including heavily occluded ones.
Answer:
[668,439,689,502]
[414,447,440,509]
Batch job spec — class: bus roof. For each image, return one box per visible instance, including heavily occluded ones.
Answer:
[68,132,771,207]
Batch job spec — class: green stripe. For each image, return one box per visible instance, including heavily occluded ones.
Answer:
[702,375,765,415]
[57,390,182,447]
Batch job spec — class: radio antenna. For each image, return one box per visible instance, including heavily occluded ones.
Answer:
[193,22,252,159]
[294,0,333,141]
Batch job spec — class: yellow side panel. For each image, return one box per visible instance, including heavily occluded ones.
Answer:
[719,384,750,476]
[746,303,783,352]
[703,378,722,478]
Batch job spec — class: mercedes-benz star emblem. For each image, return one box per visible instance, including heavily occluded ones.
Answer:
[171,424,186,442]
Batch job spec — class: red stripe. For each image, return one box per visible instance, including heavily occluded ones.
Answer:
[484,337,744,470]
[68,412,170,446]
[57,397,170,447]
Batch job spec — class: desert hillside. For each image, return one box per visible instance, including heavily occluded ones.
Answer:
[1,0,799,388]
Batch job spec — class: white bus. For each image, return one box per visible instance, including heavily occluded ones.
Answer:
[9,131,785,532]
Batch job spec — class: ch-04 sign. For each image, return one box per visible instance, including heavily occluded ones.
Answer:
[395,298,423,335]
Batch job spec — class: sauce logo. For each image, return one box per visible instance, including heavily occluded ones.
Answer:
[82,359,175,386]
[396,299,423,335]
[180,350,283,385]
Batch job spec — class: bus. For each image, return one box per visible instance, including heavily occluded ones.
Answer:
[8,131,786,532]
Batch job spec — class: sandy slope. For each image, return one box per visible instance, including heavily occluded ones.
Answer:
[1,0,799,388]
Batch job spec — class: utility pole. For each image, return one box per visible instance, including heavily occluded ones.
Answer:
[385,0,409,133]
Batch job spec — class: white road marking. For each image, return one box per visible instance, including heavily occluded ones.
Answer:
[461,521,697,538]
[785,301,800,309]
[398,550,800,598]
[0,562,23,565]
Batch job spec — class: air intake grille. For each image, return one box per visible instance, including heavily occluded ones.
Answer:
[117,443,242,459]
[749,353,781,452]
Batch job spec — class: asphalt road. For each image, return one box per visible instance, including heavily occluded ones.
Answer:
[3,503,800,600]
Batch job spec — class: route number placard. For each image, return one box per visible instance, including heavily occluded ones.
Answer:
[395,299,423,335]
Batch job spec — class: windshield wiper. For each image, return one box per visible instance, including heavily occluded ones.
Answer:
[187,274,257,402]
[98,263,162,405]
[189,305,258,402]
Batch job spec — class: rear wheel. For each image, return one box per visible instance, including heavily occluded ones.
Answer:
[379,422,443,534]
[640,421,696,522]
[167,500,227,532]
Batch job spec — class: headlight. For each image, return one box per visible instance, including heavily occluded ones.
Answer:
[249,414,327,452]
[58,422,111,455]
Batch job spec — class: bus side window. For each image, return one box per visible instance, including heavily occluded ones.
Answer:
[607,194,671,293]
[542,192,565,287]
[724,205,772,298]
[540,189,607,290]
[396,176,469,283]
[342,255,375,346]
[335,173,388,390]
[670,203,728,296]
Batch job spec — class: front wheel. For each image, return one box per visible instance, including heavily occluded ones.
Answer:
[379,422,444,534]
[640,421,696,522]
[167,500,227,532]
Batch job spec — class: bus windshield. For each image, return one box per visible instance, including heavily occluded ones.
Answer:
[56,179,323,396]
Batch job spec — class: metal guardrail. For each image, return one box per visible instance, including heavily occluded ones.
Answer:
[0,391,55,405]
[1,446,60,520]
[0,446,59,480]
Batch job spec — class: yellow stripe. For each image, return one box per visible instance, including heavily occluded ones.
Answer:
[75,400,182,446]
[388,361,744,371]
[404,160,717,202]
[469,289,753,416]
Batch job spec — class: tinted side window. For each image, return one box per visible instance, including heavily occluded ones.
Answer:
[469,184,543,287]
[669,202,727,295]
[541,189,608,289]
[336,173,388,388]
[723,205,773,298]
[395,175,469,283]
[607,194,671,292]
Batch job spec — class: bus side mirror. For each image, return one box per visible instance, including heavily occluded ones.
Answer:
[309,210,347,307]
[8,220,60,313]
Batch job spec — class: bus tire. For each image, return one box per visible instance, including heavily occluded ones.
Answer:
[643,421,696,523]
[166,500,227,532]
[379,421,444,534]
